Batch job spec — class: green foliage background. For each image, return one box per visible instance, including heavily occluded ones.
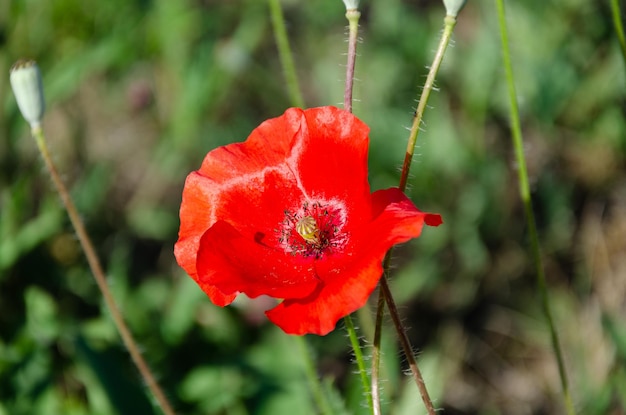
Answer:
[1,0,626,414]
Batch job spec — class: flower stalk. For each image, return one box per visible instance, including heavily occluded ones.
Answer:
[344,314,374,414]
[398,13,456,192]
[372,10,460,415]
[268,0,305,108]
[371,278,385,415]
[343,6,361,113]
[494,2,576,414]
[10,61,176,415]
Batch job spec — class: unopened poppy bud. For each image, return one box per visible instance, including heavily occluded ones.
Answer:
[10,60,45,129]
[342,0,359,11]
[443,0,466,17]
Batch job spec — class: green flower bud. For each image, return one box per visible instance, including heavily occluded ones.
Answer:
[443,0,467,17]
[10,60,45,129]
[342,0,359,10]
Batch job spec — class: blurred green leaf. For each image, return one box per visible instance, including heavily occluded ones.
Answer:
[179,366,249,413]
[74,335,156,415]
[603,313,626,359]
[25,286,59,344]
[0,193,63,272]
[161,276,206,345]
[126,206,177,240]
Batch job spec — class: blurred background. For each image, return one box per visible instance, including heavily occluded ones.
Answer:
[1,0,625,414]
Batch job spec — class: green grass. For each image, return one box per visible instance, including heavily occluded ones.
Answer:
[1,0,625,414]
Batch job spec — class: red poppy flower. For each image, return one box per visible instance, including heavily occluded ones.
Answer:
[174,106,442,335]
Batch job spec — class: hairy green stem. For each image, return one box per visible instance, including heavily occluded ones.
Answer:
[381,273,437,415]
[494,1,576,414]
[399,14,456,193]
[344,8,361,112]
[31,126,176,415]
[268,0,305,108]
[372,13,458,415]
[371,257,388,415]
[343,314,374,414]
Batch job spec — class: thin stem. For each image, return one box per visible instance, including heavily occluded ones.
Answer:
[31,126,176,415]
[294,336,333,415]
[341,7,378,413]
[494,2,576,414]
[399,15,456,192]
[268,0,305,108]
[370,255,389,415]
[372,13,457,415]
[380,277,436,415]
[343,314,374,415]
[344,8,361,112]
[610,0,626,67]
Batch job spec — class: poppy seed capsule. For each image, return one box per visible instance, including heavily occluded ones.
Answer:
[296,216,320,244]
[10,60,45,129]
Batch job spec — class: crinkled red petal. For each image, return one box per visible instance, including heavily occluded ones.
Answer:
[175,109,308,304]
[295,107,372,226]
[174,171,237,306]
[266,188,442,335]
[197,220,320,299]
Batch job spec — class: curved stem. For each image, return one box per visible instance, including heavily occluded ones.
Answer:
[268,0,305,108]
[372,13,457,415]
[399,14,456,193]
[343,314,374,415]
[31,126,176,415]
[380,276,436,415]
[494,1,576,414]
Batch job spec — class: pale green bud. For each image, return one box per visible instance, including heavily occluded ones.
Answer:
[443,0,466,17]
[10,60,45,129]
[342,0,359,10]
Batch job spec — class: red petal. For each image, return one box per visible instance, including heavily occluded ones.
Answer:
[370,188,443,232]
[188,110,309,240]
[265,257,382,335]
[198,108,302,183]
[175,109,308,304]
[295,107,372,226]
[197,220,320,300]
[266,188,439,335]
[425,213,443,227]
[174,171,237,306]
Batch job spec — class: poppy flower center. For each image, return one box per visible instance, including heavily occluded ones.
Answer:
[296,216,320,244]
[278,200,347,259]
